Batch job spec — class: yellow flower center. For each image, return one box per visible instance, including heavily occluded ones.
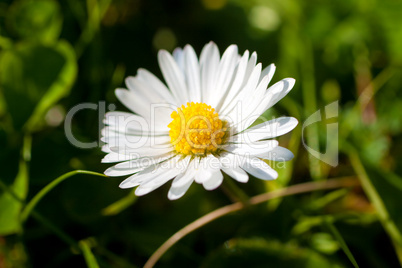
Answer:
[168,102,227,156]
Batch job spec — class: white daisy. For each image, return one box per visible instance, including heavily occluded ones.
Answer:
[101,42,298,200]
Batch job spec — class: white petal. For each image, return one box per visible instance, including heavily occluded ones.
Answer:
[221,50,258,113]
[264,78,296,110]
[237,78,296,131]
[110,145,173,158]
[217,50,250,113]
[239,69,271,120]
[135,171,179,195]
[119,156,182,189]
[125,76,163,103]
[243,51,258,86]
[202,168,223,190]
[222,63,262,118]
[260,146,294,161]
[194,157,210,184]
[224,63,269,125]
[158,50,189,104]
[105,153,174,177]
[105,164,148,177]
[151,105,175,132]
[230,117,298,143]
[183,45,201,102]
[102,152,135,163]
[101,126,168,138]
[104,111,139,126]
[168,160,197,199]
[102,144,112,153]
[240,157,278,180]
[124,76,177,130]
[199,41,216,65]
[259,63,276,84]
[102,135,170,149]
[171,159,198,188]
[134,157,190,195]
[173,47,185,73]
[114,153,174,169]
[221,166,249,183]
[200,42,220,103]
[168,177,194,200]
[136,68,177,105]
[194,155,221,184]
[103,111,170,134]
[115,89,150,119]
[209,45,239,108]
[119,166,155,189]
[225,140,278,156]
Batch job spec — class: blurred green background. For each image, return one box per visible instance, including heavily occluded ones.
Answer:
[1,0,402,267]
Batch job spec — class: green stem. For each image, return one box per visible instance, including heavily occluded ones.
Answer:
[144,177,359,268]
[101,189,137,216]
[79,239,100,268]
[300,39,321,180]
[325,217,359,268]
[20,170,106,222]
[0,179,22,202]
[1,179,81,252]
[221,177,249,205]
[74,0,113,58]
[22,134,32,162]
[347,147,402,265]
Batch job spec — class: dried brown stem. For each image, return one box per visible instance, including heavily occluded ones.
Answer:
[144,177,359,268]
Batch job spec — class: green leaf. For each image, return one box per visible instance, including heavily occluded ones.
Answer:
[79,239,100,268]
[292,216,325,235]
[347,147,402,264]
[307,188,350,211]
[101,189,138,216]
[325,220,359,268]
[310,232,340,255]
[0,159,28,235]
[6,0,62,43]
[0,41,77,130]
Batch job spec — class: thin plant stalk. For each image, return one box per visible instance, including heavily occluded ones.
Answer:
[347,147,402,265]
[144,177,359,268]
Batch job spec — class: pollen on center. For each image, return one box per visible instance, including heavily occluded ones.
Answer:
[168,102,227,156]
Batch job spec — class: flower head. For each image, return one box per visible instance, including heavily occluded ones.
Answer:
[102,42,297,200]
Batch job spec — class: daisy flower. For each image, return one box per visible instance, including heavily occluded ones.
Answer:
[101,42,297,200]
